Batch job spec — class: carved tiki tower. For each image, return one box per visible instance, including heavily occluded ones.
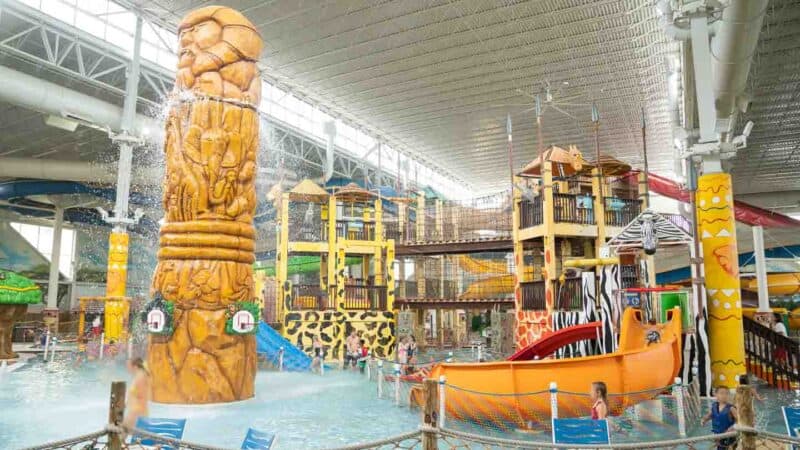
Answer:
[148,6,262,403]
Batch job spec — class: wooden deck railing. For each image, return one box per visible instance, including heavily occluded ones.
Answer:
[519,197,543,228]
[343,284,387,310]
[553,193,595,224]
[604,197,641,227]
[289,223,327,242]
[520,280,547,310]
[620,265,639,289]
[555,277,582,310]
[290,284,330,310]
[336,220,376,241]
[743,315,800,390]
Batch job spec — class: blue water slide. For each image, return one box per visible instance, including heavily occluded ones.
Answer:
[256,322,312,371]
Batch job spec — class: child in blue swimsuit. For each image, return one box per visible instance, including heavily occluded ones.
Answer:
[702,386,737,449]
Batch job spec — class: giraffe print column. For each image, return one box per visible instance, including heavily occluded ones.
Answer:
[696,172,745,388]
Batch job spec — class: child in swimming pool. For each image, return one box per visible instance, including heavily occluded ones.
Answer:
[589,381,608,420]
[701,386,738,449]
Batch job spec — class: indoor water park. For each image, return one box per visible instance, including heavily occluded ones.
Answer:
[0,1,799,449]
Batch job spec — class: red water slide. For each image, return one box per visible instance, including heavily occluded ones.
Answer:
[629,171,800,228]
[507,321,602,361]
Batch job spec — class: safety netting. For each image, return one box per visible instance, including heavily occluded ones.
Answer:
[398,252,514,301]
[438,381,694,445]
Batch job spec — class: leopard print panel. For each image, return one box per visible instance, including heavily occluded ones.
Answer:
[283,310,395,360]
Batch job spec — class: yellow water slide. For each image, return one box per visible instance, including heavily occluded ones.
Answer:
[456,255,516,298]
[428,308,682,425]
[742,273,800,296]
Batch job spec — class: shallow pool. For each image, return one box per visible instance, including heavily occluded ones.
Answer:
[0,356,419,449]
[1,354,798,449]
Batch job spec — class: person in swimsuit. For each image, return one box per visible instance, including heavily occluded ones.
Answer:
[702,386,737,449]
[123,358,151,433]
[311,336,323,372]
[589,381,608,420]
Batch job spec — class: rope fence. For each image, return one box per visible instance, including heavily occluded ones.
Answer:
[17,377,799,450]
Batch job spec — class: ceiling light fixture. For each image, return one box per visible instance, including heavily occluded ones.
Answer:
[44,114,79,132]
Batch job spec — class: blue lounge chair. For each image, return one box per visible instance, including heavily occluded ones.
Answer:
[552,417,610,445]
[241,428,276,449]
[132,417,187,450]
[784,406,800,450]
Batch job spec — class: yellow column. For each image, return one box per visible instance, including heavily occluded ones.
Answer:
[105,232,129,297]
[386,241,395,311]
[696,172,745,388]
[336,246,346,311]
[592,168,607,248]
[374,198,383,242]
[327,196,337,300]
[542,161,556,314]
[104,232,129,343]
[374,199,383,282]
[277,193,290,317]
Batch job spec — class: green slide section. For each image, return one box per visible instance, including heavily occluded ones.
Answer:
[255,256,362,276]
[0,269,42,305]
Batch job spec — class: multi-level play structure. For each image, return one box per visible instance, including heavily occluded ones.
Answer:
[272,181,396,360]
[261,138,799,397]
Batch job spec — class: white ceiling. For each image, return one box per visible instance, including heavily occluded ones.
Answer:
[14,0,800,196]
[119,0,682,192]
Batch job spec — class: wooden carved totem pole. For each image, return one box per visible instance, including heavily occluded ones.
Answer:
[148,6,262,403]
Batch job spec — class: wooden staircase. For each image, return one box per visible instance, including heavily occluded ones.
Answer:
[743,316,800,389]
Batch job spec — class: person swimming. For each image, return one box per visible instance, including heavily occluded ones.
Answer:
[123,358,151,433]
[590,381,609,420]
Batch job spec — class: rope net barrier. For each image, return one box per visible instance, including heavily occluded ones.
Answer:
[20,425,800,450]
[439,381,689,442]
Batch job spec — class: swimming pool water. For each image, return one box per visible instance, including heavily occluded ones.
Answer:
[1,355,798,449]
[0,357,419,449]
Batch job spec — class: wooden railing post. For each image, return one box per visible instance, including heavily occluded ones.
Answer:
[422,378,439,450]
[108,381,126,450]
[736,380,756,450]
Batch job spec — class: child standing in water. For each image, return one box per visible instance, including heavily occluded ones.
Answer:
[702,386,738,449]
[589,381,609,420]
[123,358,151,432]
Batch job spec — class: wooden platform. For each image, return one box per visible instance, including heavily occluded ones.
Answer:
[395,297,514,309]
[395,238,513,256]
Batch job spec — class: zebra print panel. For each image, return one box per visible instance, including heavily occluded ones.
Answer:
[639,259,653,321]
[683,240,712,396]
[582,272,600,355]
[551,311,586,358]
[607,210,694,252]
[598,265,619,354]
[582,272,598,322]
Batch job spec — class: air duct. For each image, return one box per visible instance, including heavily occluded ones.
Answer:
[0,65,160,140]
[711,0,767,130]
[0,157,161,185]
